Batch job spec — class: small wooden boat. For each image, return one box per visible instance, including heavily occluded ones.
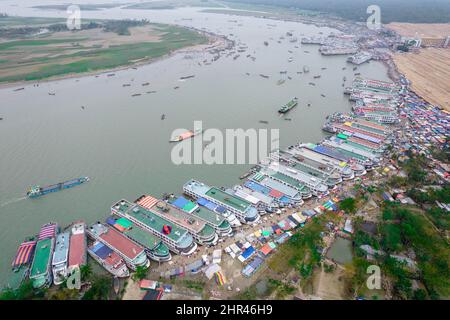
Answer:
[113,276,120,295]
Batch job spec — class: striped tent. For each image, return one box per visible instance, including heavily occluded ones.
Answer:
[38,223,57,240]
[12,241,36,268]
[214,271,226,286]
[136,195,159,210]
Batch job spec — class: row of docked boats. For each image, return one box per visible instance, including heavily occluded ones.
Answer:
[10,221,87,289]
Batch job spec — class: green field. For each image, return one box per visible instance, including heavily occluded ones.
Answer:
[0,22,208,83]
[0,16,65,27]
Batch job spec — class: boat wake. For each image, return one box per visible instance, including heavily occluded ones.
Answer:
[0,196,27,207]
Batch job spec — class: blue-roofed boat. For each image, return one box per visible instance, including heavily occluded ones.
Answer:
[87,240,129,278]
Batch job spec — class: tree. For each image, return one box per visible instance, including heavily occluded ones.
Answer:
[82,275,111,300]
[80,264,92,281]
[131,265,149,282]
[340,197,356,214]
[0,280,35,300]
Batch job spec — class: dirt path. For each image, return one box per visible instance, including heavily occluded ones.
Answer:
[314,264,347,300]
[122,278,144,300]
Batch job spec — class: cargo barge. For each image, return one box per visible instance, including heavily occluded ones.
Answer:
[27,177,89,198]
[278,97,298,114]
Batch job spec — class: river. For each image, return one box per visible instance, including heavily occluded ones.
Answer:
[0,1,390,285]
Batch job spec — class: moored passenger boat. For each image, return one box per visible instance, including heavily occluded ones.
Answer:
[136,195,219,247]
[167,195,233,237]
[183,179,260,224]
[29,223,58,288]
[106,215,171,262]
[87,240,129,278]
[112,199,197,256]
[67,221,87,274]
[9,240,36,289]
[52,231,70,285]
[87,223,150,271]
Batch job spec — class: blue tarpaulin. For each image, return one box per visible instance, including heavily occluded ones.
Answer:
[93,243,113,259]
[172,196,189,209]
[106,217,116,226]
[241,246,255,259]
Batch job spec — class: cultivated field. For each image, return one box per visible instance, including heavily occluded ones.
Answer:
[386,22,450,38]
[393,48,450,111]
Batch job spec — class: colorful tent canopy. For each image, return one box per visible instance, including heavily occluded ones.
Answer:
[12,241,36,268]
[260,243,273,256]
[38,223,57,240]
[116,217,133,229]
[136,195,158,210]
[214,271,225,286]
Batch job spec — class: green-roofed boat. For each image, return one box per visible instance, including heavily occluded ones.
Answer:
[29,238,55,289]
[107,215,171,262]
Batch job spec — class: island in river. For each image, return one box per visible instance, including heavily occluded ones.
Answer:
[0,16,210,84]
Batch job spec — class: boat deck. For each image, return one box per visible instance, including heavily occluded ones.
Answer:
[205,187,251,213]
[92,224,144,260]
[30,238,53,278]
[113,200,189,243]
[52,232,69,265]
[169,196,228,227]
[68,233,85,268]
[146,198,207,234]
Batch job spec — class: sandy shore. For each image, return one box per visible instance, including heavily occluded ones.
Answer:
[393,48,450,111]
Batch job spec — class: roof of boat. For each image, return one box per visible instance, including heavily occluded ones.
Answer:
[169,195,228,227]
[89,241,125,269]
[38,223,57,241]
[112,200,189,243]
[138,195,208,233]
[90,223,144,260]
[68,223,86,268]
[107,215,162,251]
[205,187,252,213]
[30,238,53,278]
[12,240,36,268]
[52,232,70,265]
